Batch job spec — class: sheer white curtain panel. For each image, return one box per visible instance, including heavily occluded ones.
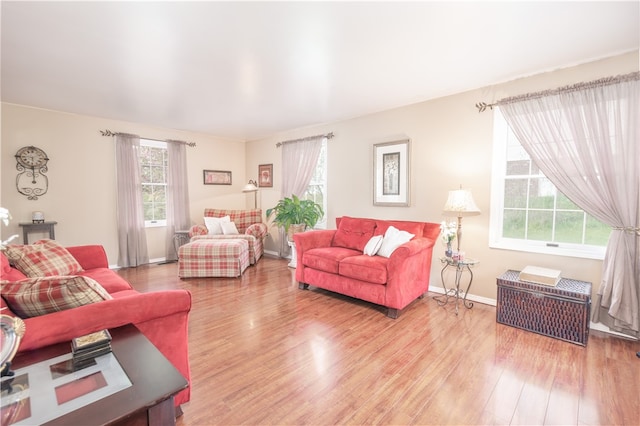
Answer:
[499,73,640,337]
[115,133,149,267]
[278,136,324,256]
[165,141,191,261]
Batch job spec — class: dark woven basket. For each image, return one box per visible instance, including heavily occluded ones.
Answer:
[497,270,592,346]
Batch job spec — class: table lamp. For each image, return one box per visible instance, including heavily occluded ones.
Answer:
[242,180,259,209]
[442,187,481,252]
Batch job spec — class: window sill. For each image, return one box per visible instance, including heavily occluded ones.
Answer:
[489,240,605,261]
[145,222,167,229]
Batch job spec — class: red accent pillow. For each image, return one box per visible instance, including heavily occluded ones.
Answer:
[1,275,112,318]
[331,217,377,251]
[1,252,28,282]
[4,239,84,277]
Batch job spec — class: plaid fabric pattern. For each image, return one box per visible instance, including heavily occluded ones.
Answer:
[4,239,84,277]
[189,224,208,238]
[191,234,261,264]
[1,275,112,318]
[178,239,250,278]
[204,209,262,234]
[246,223,268,239]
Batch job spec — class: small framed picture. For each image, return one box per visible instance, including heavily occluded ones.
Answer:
[373,139,411,206]
[203,170,232,185]
[258,164,273,187]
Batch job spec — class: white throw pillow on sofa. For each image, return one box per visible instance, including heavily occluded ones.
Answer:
[377,226,415,258]
[204,216,231,235]
[221,221,240,235]
[363,235,384,256]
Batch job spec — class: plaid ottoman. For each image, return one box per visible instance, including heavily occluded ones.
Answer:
[178,239,250,278]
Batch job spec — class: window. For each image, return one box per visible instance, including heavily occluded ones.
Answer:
[489,108,608,259]
[302,138,327,229]
[139,139,167,227]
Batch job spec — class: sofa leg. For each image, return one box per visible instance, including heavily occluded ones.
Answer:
[387,308,399,319]
[298,283,309,290]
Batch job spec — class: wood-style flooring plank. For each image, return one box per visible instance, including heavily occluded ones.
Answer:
[116,257,640,425]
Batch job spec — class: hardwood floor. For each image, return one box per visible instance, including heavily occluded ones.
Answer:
[117,257,640,425]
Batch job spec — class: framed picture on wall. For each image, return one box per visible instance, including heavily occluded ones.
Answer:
[373,139,410,206]
[258,164,273,187]
[203,170,232,185]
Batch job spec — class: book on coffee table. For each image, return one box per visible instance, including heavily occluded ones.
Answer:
[72,329,112,353]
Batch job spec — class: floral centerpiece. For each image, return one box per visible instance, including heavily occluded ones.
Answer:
[440,221,456,257]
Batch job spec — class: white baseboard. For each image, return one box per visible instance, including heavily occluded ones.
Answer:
[588,321,638,339]
[429,285,497,307]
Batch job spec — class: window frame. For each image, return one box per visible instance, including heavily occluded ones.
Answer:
[489,108,606,260]
[139,139,168,228]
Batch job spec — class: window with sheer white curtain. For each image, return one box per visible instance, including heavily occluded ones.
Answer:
[490,108,609,260]
[279,135,325,256]
[301,139,327,229]
[496,72,639,337]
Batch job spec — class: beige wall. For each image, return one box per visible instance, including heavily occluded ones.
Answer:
[246,51,639,302]
[2,51,636,303]
[1,105,247,263]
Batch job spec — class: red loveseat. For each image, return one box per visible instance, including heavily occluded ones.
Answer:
[294,216,440,318]
[1,244,192,407]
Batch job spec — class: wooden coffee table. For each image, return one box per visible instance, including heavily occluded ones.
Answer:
[2,324,188,425]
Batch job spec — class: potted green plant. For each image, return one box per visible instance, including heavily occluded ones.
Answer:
[266,194,324,241]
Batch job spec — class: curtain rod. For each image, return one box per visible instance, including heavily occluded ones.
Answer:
[275,132,334,148]
[99,129,196,147]
[475,71,640,113]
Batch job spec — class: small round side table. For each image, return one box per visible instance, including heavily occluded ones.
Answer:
[433,256,479,315]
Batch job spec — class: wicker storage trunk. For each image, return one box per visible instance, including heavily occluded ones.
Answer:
[496,270,592,346]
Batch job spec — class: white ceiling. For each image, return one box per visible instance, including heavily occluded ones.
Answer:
[2,1,638,141]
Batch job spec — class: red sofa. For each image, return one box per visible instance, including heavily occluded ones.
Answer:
[1,244,192,407]
[294,216,440,318]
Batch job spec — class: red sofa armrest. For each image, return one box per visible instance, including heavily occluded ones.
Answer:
[384,237,436,310]
[18,289,191,351]
[294,229,336,253]
[18,289,193,406]
[294,230,336,282]
[66,245,109,270]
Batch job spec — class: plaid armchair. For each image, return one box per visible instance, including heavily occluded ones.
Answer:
[189,209,268,264]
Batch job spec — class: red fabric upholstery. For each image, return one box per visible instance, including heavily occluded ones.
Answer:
[339,255,388,284]
[331,216,376,251]
[294,217,439,317]
[1,253,27,281]
[1,245,192,407]
[303,247,361,274]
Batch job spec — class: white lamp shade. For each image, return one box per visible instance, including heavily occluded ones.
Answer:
[242,182,258,192]
[442,189,481,217]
